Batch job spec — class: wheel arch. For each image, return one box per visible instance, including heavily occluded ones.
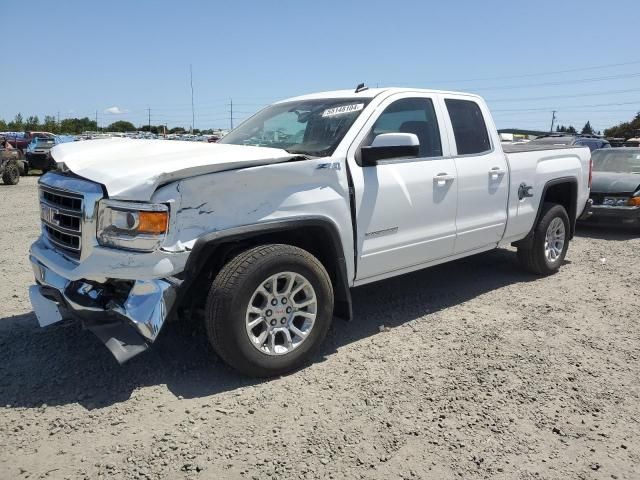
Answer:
[178,216,353,321]
[514,176,578,248]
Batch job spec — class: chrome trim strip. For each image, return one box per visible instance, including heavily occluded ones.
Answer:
[41,218,81,236]
[38,173,103,195]
[42,225,82,252]
[39,184,85,201]
[39,196,84,217]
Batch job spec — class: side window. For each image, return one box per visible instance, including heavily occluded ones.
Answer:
[444,99,491,155]
[368,98,442,158]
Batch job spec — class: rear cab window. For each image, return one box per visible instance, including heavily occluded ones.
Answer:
[444,99,492,155]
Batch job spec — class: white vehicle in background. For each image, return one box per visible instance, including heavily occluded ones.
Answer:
[29,86,591,376]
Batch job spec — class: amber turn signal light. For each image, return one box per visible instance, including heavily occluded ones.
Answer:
[137,211,168,234]
[627,197,640,207]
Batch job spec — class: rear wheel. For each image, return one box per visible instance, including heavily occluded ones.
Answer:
[2,163,20,185]
[205,244,334,377]
[517,203,570,275]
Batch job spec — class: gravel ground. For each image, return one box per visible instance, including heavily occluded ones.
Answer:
[1,176,639,480]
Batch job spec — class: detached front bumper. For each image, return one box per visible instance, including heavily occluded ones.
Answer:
[29,256,179,363]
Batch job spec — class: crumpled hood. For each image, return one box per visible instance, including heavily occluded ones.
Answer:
[591,172,640,194]
[51,138,297,200]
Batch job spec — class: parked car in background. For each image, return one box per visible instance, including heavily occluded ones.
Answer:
[0,148,23,185]
[580,148,640,228]
[26,135,75,172]
[0,136,29,177]
[530,134,611,151]
[26,137,57,172]
[5,131,55,151]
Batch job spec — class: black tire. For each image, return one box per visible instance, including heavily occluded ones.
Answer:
[2,162,20,185]
[517,203,570,275]
[205,244,334,377]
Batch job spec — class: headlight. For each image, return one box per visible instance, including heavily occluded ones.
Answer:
[97,200,169,252]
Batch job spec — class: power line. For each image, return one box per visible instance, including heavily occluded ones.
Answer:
[492,100,640,112]
[487,88,640,103]
[470,72,640,92]
[382,59,640,85]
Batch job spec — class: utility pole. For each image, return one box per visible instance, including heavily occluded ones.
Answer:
[230,98,233,130]
[95,110,98,132]
[549,110,557,133]
[190,64,195,133]
[147,107,151,132]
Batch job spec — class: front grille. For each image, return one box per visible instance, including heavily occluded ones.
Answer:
[591,192,633,206]
[42,189,82,210]
[39,185,84,259]
[590,193,604,205]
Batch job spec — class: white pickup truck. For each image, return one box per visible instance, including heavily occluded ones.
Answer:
[29,87,591,376]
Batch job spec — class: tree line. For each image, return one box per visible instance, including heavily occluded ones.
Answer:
[0,113,97,135]
[2,110,639,138]
[0,114,218,135]
[603,112,640,139]
[555,121,598,135]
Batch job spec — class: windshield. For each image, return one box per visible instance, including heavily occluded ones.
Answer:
[219,98,371,156]
[592,149,640,174]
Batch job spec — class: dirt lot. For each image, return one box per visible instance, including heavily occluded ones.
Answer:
[0,176,638,480]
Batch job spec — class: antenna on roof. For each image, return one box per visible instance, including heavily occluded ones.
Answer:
[355,83,368,93]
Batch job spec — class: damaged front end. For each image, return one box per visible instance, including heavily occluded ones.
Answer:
[29,257,179,363]
[28,171,186,364]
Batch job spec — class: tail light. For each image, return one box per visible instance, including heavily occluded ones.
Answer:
[588,158,593,189]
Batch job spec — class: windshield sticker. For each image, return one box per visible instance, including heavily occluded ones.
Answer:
[322,103,365,118]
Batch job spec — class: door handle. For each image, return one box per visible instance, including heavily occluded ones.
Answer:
[433,173,455,186]
[489,166,506,179]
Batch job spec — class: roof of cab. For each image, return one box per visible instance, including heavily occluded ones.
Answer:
[277,87,481,103]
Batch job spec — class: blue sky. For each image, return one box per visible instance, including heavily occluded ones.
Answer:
[2,0,638,132]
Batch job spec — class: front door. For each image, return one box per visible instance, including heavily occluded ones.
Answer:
[348,94,458,281]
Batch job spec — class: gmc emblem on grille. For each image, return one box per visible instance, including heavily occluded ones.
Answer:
[41,204,60,226]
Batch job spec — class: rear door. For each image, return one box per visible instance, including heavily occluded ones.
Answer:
[440,96,509,254]
[347,93,458,281]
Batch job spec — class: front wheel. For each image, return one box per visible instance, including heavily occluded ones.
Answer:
[205,244,334,377]
[2,163,20,185]
[517,203,570,275]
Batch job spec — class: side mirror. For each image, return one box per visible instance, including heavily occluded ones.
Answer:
[360,133,420,166]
